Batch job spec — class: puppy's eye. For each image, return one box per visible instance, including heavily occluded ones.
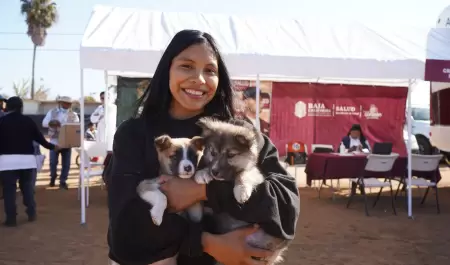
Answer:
[169,155,176,160]
[227,153,237,158]
[210,150,217,157]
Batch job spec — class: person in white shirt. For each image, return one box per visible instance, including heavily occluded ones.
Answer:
[42,96,80,189]
[341,124,371,153]
[90,92,105,141]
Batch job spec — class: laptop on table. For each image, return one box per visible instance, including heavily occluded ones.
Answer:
[372,142,393,155]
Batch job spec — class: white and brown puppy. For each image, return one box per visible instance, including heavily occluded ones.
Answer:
[137,135,204,226]
[194,117,289,265]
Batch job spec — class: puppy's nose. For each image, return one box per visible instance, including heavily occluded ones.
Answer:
[184,165,192,172]
[211,169,219,177]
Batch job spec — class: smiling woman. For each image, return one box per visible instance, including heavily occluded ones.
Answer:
[105,30,299,265]
[169,43,219,118]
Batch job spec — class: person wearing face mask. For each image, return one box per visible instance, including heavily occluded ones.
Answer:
[42,96,80,189]
[242,86,270,136]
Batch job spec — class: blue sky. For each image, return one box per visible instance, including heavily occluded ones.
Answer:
[0,0,448,100]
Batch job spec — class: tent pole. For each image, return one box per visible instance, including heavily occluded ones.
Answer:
[407,79,413,219]
[255,74,261,131]
[104,71,109,144]
[80,68,86,225]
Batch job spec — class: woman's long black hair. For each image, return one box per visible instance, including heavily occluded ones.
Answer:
[347,124,367,143]
[135,29,235,121]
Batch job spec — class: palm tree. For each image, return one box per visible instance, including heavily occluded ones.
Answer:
[20,0,58,100]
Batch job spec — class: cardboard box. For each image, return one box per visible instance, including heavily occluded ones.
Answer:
[58,123,81,148]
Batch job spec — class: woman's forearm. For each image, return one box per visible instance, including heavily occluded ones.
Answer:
[201,232,215,256]
[198,183,207,201]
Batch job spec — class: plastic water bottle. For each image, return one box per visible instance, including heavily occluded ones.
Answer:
[339,142,345,154]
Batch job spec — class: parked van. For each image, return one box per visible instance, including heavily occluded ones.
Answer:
[410,106,431,152]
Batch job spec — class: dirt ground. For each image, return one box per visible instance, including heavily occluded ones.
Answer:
[1,156,450,265]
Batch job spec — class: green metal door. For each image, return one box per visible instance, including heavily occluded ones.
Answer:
[116,76,150,126]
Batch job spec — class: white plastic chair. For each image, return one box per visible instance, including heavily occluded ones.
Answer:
[396,154,442,214]
[347,153,399,216]
[77,141,107,207]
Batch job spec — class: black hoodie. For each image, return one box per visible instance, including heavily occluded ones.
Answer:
[106,115,300,265]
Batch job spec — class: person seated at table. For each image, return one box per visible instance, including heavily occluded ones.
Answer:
[341,124,371,153]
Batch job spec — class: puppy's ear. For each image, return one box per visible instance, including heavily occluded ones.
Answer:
[196,117,213,137]
[190,136,204,151]
[154,135,172,152]
[234,126,257,148]
[234,133,255,149]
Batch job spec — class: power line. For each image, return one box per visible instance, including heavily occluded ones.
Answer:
[0,32,83,36]
[0,32,82,51]
[0,48,78,52]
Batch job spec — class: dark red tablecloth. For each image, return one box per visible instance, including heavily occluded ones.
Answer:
[305,153,442,186]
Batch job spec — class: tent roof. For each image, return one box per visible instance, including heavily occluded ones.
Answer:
[81,5,435,81]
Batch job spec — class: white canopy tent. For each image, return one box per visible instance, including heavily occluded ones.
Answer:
[81,5,430,80]
[79,5,446,224]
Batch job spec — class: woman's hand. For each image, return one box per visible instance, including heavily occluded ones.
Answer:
[159,176,206,212]
[202,225,273,265]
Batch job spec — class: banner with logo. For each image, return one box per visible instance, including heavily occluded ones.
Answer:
[270,82,408,156]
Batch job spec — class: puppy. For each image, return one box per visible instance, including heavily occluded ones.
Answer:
[137,135,204,226]
[194,117,289,265]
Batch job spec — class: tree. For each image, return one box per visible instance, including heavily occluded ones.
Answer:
[34,84,50,100]
[84,96,96,102]
[20,0,58,100]
[13,79,31,98]
[33,77,50,100]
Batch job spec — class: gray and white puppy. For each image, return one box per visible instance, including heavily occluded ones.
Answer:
[194,117,289,265]
[137,135,204,226]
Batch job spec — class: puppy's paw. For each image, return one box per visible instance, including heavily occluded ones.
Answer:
[233,184,253,204]
[150,208,164,226]
[194,169,213,184]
